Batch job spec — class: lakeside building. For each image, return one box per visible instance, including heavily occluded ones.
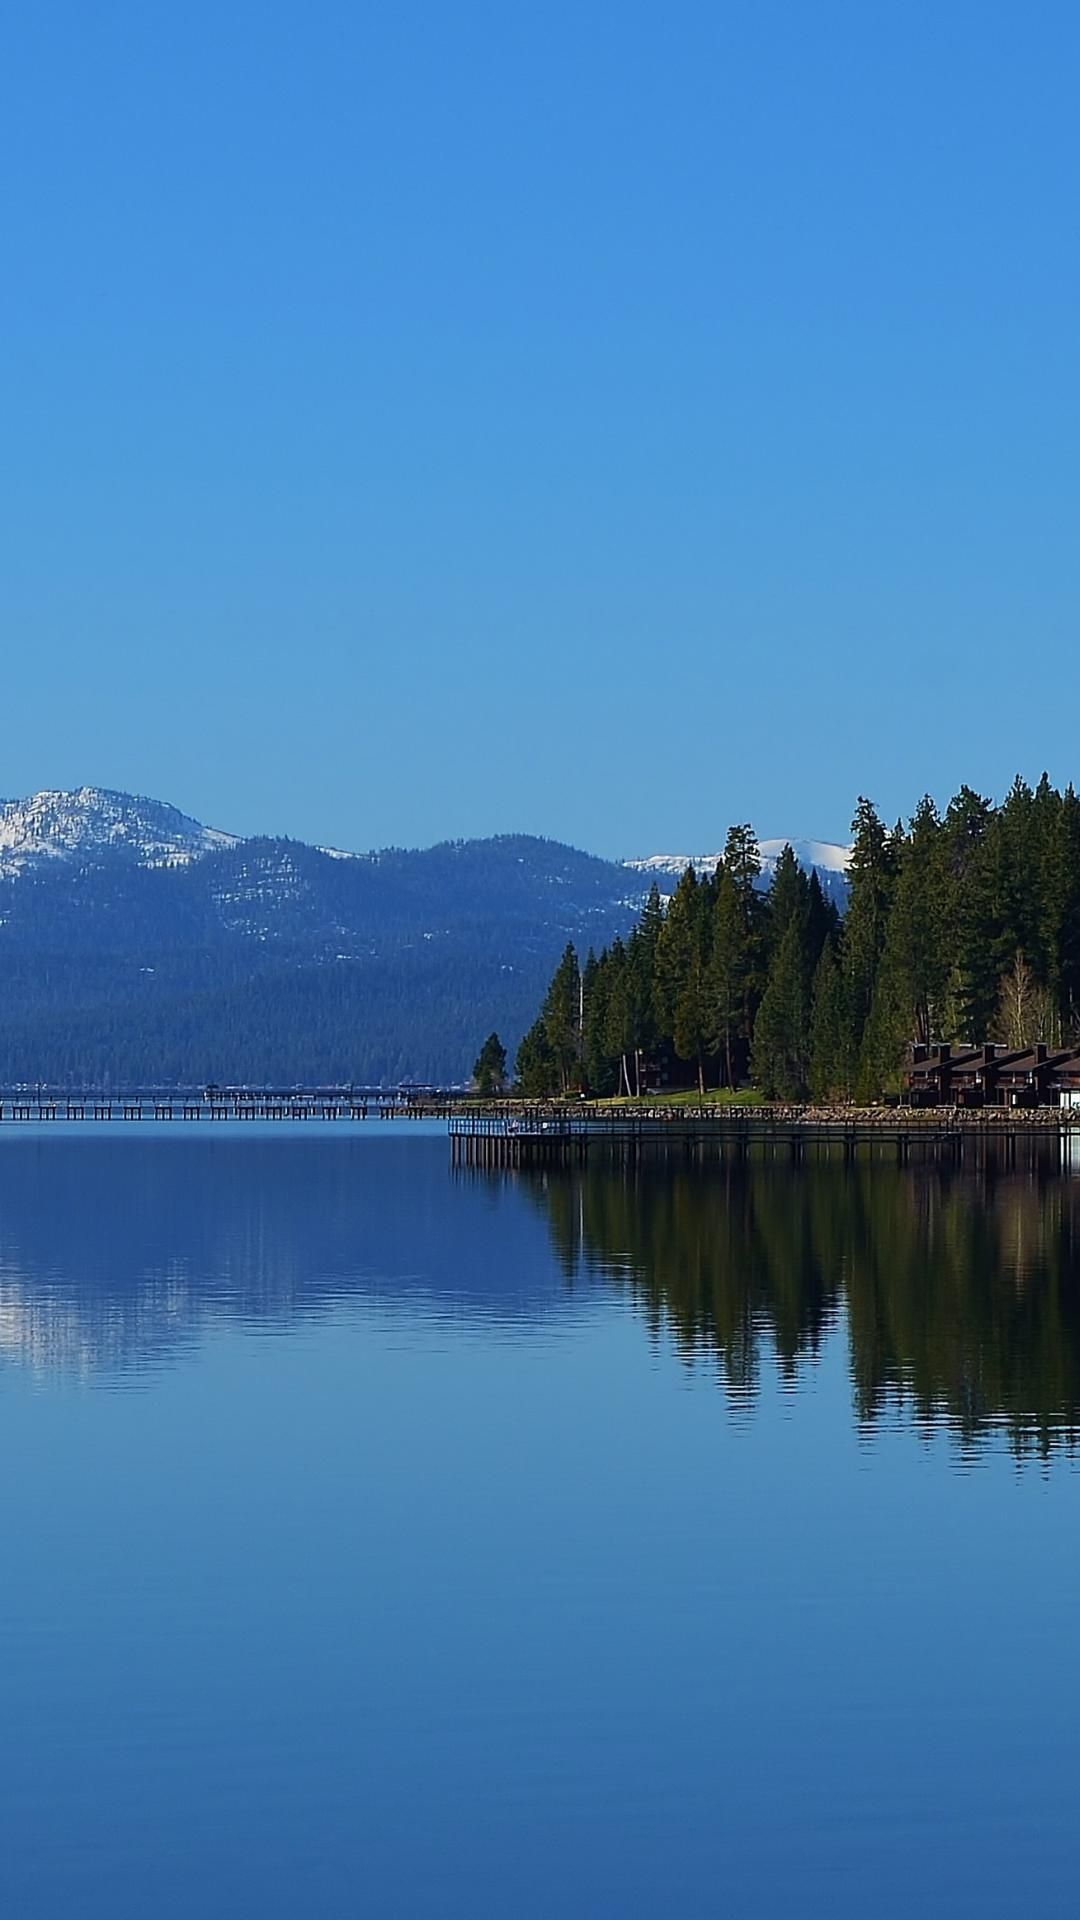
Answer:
[905,1043,1080,1109]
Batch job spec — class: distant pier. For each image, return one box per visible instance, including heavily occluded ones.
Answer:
[0,1090,461,1124]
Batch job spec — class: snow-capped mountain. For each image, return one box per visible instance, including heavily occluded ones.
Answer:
[0,791,649,1083]
[625,837,852,890]
[0,787,238,878]
[0,790,852,899]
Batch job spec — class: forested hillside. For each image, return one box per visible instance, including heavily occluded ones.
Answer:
[0,832,645,1084]
[518,778,1080,1100]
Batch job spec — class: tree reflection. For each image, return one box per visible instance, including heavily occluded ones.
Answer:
[519,1157,1080,1456]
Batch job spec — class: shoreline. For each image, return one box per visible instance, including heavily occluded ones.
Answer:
[464,1100,1080,1129]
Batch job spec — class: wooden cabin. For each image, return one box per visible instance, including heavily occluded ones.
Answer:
[904,1042,1080,1107]
[905,1044,993,1106]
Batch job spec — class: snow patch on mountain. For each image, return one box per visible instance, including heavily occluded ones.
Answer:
[627,852,729,878]
[0,787,238,878]
[758,838,852,876]
[625,838,852,884]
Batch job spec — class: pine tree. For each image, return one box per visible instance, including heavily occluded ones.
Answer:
[941,786,998,1039]
[673,954,710,1096]
[990,780,1033,984]
[636,883,667,1046]
[764,845,808,958]
[708,864,750,1088]
[859,958,910,1098]
[1046,785,1080,1034]
[654,867,703,1038]
[1030,772,1061,988]
[723,824,762,917]
[718,817,760,1075]
[897,796,948,1042]
[515,1018,556,1097]
[708,824,765,1084]
[602,939,636,1097]
[752,917,810,1099]
[841,798,893,1089]
[858,797,948,1092]
[803,869,836,977]
[624,927,657,1094]
[809,938,845,1102]
[541,943,581,1094]
[582,949,618,1096]
[472,1032,508,1095]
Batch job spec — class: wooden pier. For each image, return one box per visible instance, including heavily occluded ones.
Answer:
[449,1105,1080,1169]
[0,1090,462,1124]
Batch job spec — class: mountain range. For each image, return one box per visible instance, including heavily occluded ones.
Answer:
[0,788,849,1085]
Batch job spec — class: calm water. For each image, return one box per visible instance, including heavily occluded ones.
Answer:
[2,1127,1079,1917]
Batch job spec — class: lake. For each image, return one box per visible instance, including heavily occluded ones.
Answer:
[1,1126,1079,1917]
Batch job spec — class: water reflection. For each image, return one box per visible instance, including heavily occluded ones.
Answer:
[5,1134,1080,1456]
[518,1157,1080,1457]
[0,1133,568,1380]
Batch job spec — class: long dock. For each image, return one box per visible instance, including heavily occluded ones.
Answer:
[0,1090,461,1123]
[449,1105,1080,1168]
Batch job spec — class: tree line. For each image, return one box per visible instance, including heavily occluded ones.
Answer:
[512,777,1080,1100]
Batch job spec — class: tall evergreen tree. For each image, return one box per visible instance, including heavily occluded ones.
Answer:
[841,798,894,1090]
[860,797,949,1090]
[541,943,581,1094]
[941,786,998,1039]
[602,939,636,1097]
[723,824,763,913]
[624,926,658,1094]
[636,882,667,1045]
[764,844,808,959]
[1030,771,1062,985]
[803,869,836,977]
[1046,785,1080,1034]
[990,777,1047,988]
[809,937,845,1102]
[472,1032,508,1095]
[673,954,711,1096]
[654,867,704,1037]
[708,864,752,1087]
[515,1018,556,1097]
[716,823,765,1080]
[582,949,618,1096]
[752,917,810,1099]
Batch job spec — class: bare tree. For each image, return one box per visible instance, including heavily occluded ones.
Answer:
[995,951,1058,1049]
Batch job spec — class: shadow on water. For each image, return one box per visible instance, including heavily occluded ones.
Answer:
[510,1151,1080,1459]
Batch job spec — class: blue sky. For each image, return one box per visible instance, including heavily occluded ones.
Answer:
[3,1,1077,857]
